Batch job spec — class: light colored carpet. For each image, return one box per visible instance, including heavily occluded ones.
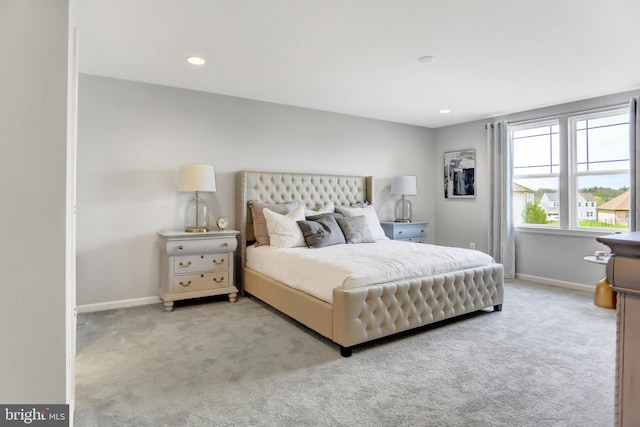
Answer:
[75,280,616,426]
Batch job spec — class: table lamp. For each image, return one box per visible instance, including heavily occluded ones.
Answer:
[178,164,216,232]
[391,175,417,223]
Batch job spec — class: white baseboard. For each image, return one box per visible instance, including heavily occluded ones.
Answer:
[76,296,161,313]
[515,274,594,294]
[76,274,593,313]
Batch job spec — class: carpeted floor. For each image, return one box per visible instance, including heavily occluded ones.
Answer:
[75,280,616,426]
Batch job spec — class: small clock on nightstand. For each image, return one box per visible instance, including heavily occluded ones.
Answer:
[216,216,229,231]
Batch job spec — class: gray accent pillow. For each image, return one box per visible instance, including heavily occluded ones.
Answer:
[336,215,375,244]
[297,214,346,248]
[350,201,369,208]
[248,200,301,246]
[306,212,344,221]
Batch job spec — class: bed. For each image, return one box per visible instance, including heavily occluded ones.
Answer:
[236,171,504,357]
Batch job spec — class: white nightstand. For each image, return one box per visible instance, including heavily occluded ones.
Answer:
[158,230,239,311]
[380,221,428,243]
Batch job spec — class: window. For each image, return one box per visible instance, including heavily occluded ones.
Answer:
[512,121,560,226]
[512,106,630,231]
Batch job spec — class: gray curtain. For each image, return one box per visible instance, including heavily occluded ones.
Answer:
[631,97,640,232]
[486,121,515,278]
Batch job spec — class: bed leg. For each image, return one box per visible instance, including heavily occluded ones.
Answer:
[340,346,352,358]
[494,304,503,312]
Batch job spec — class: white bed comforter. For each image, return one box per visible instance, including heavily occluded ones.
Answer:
[246,240,496,303]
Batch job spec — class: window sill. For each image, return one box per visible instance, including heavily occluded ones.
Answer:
[514,226,625,238]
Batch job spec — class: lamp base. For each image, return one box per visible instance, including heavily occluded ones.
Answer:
[185,227,209,233]
[184,192,209,233]
[394,197,412,223]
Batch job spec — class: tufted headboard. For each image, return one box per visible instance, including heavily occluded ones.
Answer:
[235,171,373,286]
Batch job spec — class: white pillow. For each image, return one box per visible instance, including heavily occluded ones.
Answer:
[338,205,388,240]
[263,206,306,248]
[305,201,335,217]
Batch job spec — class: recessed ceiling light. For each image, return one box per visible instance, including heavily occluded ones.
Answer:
[186,57,206,66]
[438,109,451,114]
[418,55,435,63]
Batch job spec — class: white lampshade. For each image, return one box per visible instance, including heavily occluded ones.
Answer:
[391,176,417,196]
[178,164,216,192]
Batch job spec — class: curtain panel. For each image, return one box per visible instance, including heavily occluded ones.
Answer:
[486,121,515,278]
[630,97,640,232]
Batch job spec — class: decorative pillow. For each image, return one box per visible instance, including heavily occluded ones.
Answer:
[249,200,301,246]
[336,215,375,244]
[304,201,335,217]
[306,212,344,220]
[338,205,388,240]
[263,206,306,248]
[350,201,369,208]
[297,214,346,248]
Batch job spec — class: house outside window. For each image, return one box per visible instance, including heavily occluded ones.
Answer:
[577,193,596,220]
[511,106,630,231]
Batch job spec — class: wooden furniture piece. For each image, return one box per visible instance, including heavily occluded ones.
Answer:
[380,221,428,243]
[237,171,504,357]
[583,255,616,309]
[158,230,239,312]
[597,231,640,427]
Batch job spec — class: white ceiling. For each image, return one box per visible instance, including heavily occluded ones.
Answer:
[78,0,640,128]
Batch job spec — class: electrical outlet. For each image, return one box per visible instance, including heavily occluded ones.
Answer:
[469,242,475,249]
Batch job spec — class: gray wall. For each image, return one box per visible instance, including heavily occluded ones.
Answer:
[0,0,72,404]
[433,120,491,251]
[77,75,640,307]
[434,90,640,287]
[77,75,436,306]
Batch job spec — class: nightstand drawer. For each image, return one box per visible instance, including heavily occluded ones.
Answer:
[173,272,229,293]
[380,221,429,243]
[165,237,237,255]
[391,224,426,239]
[174,253,229,273]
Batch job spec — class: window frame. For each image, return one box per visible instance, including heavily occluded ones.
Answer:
[511,105,630,233]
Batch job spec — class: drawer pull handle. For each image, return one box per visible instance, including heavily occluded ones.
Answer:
[178,245,184,250]
[222,242,228,247]
[178,261,192,267]
[213,277,224,283]
[420,229,424,233]
[179,280,192,287]
[398,231,402,234]
[212,259,225,264]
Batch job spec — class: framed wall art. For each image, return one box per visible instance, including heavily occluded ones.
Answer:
[444,149,476,199]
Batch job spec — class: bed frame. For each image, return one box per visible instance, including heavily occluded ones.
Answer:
[236,171,504,357]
